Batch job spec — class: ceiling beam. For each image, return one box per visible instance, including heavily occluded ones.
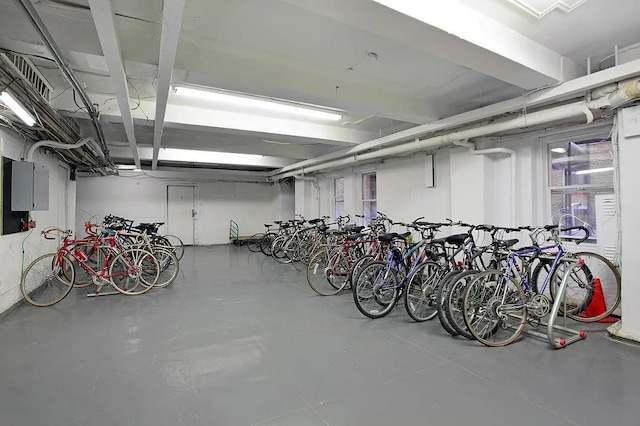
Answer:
[285,0,579,90]
[88,0,140,168]
[152,0,187,170]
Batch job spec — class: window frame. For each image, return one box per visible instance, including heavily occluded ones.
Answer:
[543,123,615,246]
[331,176,345,221]
[361,171,377,225]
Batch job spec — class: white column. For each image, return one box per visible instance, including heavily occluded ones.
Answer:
[609,106,640,342]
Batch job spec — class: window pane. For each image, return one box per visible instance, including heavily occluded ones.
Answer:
[549,139,613,187]
[550,189,614,240]
[363,201,377,225]
[335,200,345,219]
[334,177,344,201]
[362,173,376,200]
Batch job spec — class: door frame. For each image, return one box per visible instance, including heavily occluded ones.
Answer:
[166,185,197,246]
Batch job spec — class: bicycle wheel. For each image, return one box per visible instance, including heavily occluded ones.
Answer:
[162,234,185,261]
[404,261,443,322]
[444,270,480,339]
[260,233,276,256]
[306,248,349,295]
[247,233,263,252]
[108,248,159,295]
[348,254,376,290]
[21,253,75,307]
[549,252,621,322]
[462,270,527,347]
[352,261,399,319]
[151,246,180,288]
[271,236,291,264]
[436,269,463,336]
[530,258,553,294]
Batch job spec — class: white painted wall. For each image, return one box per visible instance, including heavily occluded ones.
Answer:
[76,174,279,244]
[0,129,74,314]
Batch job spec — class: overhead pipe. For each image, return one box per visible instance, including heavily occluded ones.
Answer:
[452,140,517,226]
[271,80,640,181]
[25,137,96,162]
[271,101,596,180]
[272,71,640,179]
[13,0,111,161]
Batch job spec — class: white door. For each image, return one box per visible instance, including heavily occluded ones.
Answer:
[57,166,68,230]
[167,186,195,245]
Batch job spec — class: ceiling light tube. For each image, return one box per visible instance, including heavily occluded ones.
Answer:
[116,164,138,170]
[575,167,614,175]
[0,91,35,126]
[174,86,343,121]
[551,147,567,153]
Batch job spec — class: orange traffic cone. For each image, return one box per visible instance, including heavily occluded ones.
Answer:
[580,278,617,323]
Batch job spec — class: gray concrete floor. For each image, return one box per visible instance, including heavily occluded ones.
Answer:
[1,245,639,426]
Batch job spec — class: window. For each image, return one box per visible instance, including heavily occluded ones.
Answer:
[333,177,345,220]
[548,137,614,242]
[362,172,377,225]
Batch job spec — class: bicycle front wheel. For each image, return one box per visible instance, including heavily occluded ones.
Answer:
[353,261,399,319]
[549,252,621,322]
[109,248,159,295]
[306,248,349,296]
[462,270,527,347]
[21,253,75,307]
[162,234,185,261]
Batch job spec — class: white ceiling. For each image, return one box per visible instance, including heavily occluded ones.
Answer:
[0,0,638,173]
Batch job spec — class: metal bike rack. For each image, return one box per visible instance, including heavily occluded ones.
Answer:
[524,259,587,349]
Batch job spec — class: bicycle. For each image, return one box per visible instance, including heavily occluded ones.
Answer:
[21,227,160,307]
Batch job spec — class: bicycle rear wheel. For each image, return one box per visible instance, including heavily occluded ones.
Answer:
[436,269,463,336]
[151,246,180,288]
[404,261,442,322]
[247,233,263,252]
[260,233,276,256]
[109,248,159,295]
[21,253,75,307]
[306,248,349,295]
[462,270,527,347]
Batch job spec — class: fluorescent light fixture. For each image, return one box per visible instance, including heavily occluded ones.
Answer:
[262,139,291,145]
[575,167,614,175]
[0,91,35,126]
[551,147,567,153]
[174,86,343,121]
[116,164,137,170]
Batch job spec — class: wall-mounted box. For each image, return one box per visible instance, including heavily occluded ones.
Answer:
[11,161,49,211]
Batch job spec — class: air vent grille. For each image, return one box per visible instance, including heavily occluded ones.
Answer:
[6,54,52,103]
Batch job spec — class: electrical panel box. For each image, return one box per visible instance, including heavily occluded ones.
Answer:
[11,161,49,211]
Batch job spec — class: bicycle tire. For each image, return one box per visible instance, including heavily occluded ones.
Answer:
[21,253,75,307]
[348,254,376,290]
[462,269,527,347]
[444,270,480,339]
[306,248,348,295]
[260,233,276,256]
[436,270,463,336]
[404,260,442,322]
[352,261,399,319]
[247,233,263,252]
[151,246,180,288]
[162,234,185,261]
[549,252,621,322]
[271,236,291,264]
[108,248,159,295]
